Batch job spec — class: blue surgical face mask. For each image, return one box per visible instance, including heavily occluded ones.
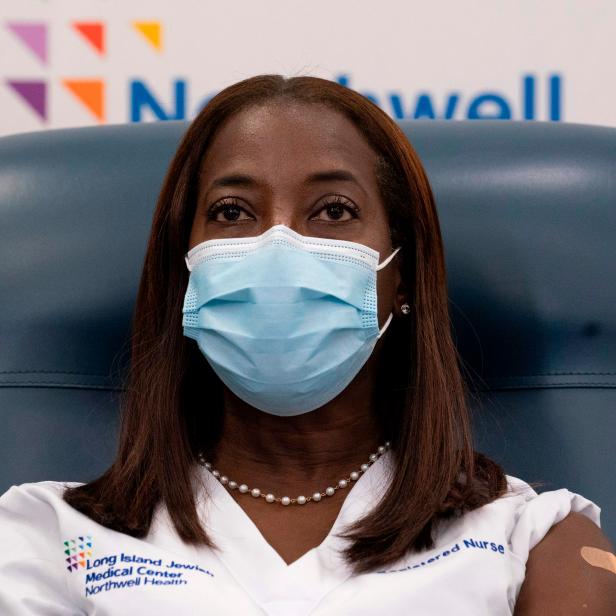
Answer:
[182,225,400,417]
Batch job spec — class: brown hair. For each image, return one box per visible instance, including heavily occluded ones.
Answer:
[63,74,506,574]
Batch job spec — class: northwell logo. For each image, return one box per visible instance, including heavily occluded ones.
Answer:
[64,535,94,572]
[5,20,563,125]
[4,20,162,123]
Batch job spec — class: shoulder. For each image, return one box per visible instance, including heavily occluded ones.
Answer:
[0,481,86,612]
[0,479,82,511]
[0,480,83,557]
[435,475,613,612]
[434,474,602,565]
[485,476,615,614]
[502,476,602,561]
[515,512,616,615]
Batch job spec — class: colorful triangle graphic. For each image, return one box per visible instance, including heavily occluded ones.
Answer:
[79,560,86,567]
[6,80,47,121]
[62,79,105,122]
[132,21,162,51]
[72,22,105,55]
[6,22,48,65]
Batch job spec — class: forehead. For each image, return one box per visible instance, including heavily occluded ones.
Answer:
[199,101,379,180]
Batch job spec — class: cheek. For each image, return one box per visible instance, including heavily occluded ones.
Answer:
[188,216,204,251]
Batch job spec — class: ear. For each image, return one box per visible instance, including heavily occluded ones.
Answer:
[393,264,411,317]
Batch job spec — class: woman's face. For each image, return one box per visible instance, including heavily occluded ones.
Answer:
[189,101,402,327]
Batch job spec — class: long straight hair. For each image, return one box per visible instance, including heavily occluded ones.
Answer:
[63,75,506,574]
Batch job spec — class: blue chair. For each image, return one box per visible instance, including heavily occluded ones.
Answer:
[1,120,614,540]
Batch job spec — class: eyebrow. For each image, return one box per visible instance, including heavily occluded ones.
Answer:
[204,169,368,198]
[209,174,258,190]
[305,169,362,186]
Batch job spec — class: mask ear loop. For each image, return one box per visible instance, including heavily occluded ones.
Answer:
[377,313,394,339]
[376,246,401,271]
[375,246,401,339]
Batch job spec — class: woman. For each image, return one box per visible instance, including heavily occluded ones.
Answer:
[0,75,614,615]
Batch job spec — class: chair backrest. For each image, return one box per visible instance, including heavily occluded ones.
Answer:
[1,120,614,541]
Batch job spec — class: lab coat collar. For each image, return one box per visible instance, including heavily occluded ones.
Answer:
[193,450,394,616]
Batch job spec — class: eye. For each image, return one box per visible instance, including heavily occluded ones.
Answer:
[311,195,359,222]
[207,198,253,223]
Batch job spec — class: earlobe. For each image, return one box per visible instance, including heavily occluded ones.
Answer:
[394,274,411,317]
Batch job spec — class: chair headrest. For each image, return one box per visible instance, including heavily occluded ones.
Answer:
[1,120,614,393]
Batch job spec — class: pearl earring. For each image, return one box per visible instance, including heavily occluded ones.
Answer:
[401,303,411,315]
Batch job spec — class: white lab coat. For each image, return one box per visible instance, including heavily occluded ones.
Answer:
[0,451,600,615]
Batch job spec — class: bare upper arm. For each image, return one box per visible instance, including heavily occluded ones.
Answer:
[514,512,616,615]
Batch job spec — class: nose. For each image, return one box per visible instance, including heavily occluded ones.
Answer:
[265,204,301,234]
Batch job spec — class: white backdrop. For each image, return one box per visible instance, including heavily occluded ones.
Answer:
[1,0,615,136]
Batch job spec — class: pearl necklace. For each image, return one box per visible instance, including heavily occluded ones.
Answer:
[197,441,390,506]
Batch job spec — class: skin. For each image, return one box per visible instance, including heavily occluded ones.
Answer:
[189,101,616,612]
[514,513,616,615]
